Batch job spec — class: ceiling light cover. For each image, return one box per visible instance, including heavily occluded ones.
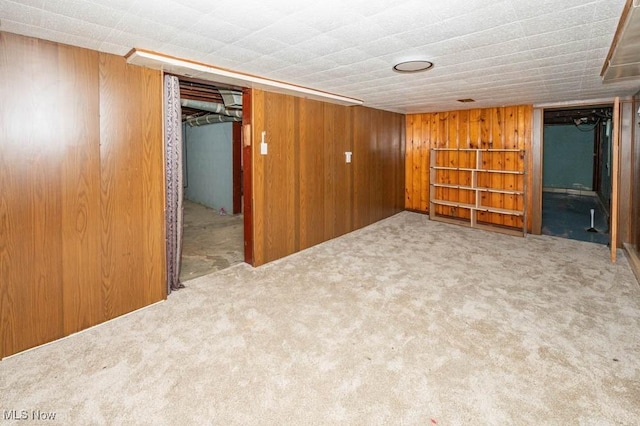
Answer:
[393,60,434,73]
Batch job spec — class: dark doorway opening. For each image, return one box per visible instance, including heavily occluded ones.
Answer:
[541,105,613,245]
[178,77,248,281]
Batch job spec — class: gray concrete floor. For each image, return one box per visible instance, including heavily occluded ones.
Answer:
[180,199,244,282]
[541,191,609,245]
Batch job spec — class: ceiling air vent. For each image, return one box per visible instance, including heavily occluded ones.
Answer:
[457,98,475,103]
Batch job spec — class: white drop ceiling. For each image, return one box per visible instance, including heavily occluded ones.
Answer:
[1,0,639,113]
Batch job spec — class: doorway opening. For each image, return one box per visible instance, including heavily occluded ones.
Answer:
[178,77,246,281]
[541,105,613,245]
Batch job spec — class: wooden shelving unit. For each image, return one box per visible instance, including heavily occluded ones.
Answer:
[429,148,526,236]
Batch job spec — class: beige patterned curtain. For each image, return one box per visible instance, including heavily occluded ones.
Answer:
[164,75,185,293]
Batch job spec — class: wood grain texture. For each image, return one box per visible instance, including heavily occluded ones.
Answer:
[260,92,297,263]
[405,105,532,232]
[250,97,403,266]
[99,53,165,318]
[617,101,634,246]
[611,97,620,261]
[631,95,640,249]
[405,116,415,209]
[324,104,353,239]
[251,90,266,265]
[138,61,165,305]
[353,107,372,229]
[0,33,65,357]
[242,88,254,265]
[233,122,242,215]
[57,43,103,336]
[1,33,165,359]
[299,99,325,249]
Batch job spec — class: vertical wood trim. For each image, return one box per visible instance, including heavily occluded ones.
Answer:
[251,89,265,265]
[618,101,633,245]
[421,114,431,212]
[232,121,242,215]
[242,88,254,265]
[611,97,621,262]
[140,66,165,304]
[405,116,414,209]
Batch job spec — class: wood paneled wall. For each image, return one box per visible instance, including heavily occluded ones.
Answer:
[405,105,533,231]
[623,94,640,280]
[353,107,406,229]
[251,90,404,265]
[0,32,165,359]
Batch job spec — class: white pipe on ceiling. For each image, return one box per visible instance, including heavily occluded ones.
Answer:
[180,99,242,118]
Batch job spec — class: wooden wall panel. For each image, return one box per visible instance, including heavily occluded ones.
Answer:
[352,106,405,229]
[0,32,165,359]
[251,95,404,266]
[405,105,533,232]
[251,90,265,265]
[58,44,103,336]
[623,94,640,246]
[101,54,144,319]
[323,104,353,239]
[0,33,65,357]
[353,106,372,230]
[299,99,326,249]
[137,61,165,306]
[252,91,297,264]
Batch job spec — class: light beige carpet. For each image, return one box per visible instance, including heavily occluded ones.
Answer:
[1,212,639,425]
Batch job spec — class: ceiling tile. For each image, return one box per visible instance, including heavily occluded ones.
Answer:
[0,0,636,113]
[0,1,43,26]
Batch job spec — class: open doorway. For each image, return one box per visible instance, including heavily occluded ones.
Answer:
[541,106,613,245]
[178,78,245,281]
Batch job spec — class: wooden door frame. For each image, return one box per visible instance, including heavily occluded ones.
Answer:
[242,88,254,265]
[611,97,620,262]
[232,121,242,215]
[532,101,619,258]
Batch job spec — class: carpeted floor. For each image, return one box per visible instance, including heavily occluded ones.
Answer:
[1,212,639,425]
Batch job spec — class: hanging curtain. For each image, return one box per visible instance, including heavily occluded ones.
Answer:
[164,74,185,293]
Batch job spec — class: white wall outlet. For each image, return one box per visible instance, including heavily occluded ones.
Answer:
[260,131,267,155]
[345,151,352,163]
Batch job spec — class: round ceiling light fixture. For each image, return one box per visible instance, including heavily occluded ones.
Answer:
[393,60,434,73]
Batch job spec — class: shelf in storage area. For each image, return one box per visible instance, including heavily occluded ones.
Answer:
[429,148,526,236]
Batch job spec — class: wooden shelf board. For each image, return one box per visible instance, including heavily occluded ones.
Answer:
[431,199,475,209]
[476,187,524,195]
[479,148,524,152]
[431,183,474,190]
[476,169,524,175]
[431,167,475,171]
[428,147,527,238]
[477,206,524,216]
